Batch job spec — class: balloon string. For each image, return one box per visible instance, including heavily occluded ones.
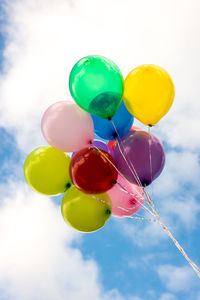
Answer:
[142,173,200,278]
[111,119,143,188]
[90,194,154,220]
[91,143,153,216]
[148,126,154,206]
[110,119,153,208]
[92,192,200,277]
[151,203,200,277]
[115,182,154,217]
[109,120,200,279]
[128,216,156,222]
[116,181,145,202]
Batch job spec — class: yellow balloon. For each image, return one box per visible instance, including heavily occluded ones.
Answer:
[24,146,71,195]
[61,187,112,232]
[123,64,175,126]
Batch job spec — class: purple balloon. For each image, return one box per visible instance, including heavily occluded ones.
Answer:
[72,140,114,157]
[114,131,165,186]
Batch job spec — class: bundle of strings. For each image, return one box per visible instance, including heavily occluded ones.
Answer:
[91,119,200,279]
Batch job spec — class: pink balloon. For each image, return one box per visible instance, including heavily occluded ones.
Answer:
[41,101,94,152]
[108,174,145,218]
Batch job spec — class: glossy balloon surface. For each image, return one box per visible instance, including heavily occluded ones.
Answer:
[41,101,94,152]
[24,146,71,195]
[124,64,175,126]
[61,187,111,232]
[114,131,165,186]
[91,100,133,140]
[69,55,124,119]
[108,174,144,217]
[70,148,118,194]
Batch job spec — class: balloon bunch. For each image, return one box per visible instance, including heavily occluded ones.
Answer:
[24,55,175,233]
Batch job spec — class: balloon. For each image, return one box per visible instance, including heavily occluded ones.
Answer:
[72,140,114,158]
[61,186,112,232]
[41,101,94,152]
[108,125,141,151]
[70,147,118,194]
[114,131,165,186]
[69,55,124,119]
[108,174,145,217]
[123,64,175,126]
[90,140,114,157]
[24,146,71,195]
[91,100,134,140]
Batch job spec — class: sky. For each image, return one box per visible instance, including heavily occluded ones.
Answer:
[0,0,200,299]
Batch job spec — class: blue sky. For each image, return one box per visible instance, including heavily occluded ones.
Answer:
[0,1,200,299]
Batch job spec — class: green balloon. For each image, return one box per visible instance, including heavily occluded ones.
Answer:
[69,55,124,119]
[61,186,112,232]
[24,146,71,195]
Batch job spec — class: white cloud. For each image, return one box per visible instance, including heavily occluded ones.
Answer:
[151,150,200,231]
[103,289,127,300]
[0,181,125,300]
[159,293,177,300]
[160,196,200,230]
[116,189,200,250]
[154,151,200,197]
[157,264,199,293]
[116,218,167,247]
[1,0,200,154]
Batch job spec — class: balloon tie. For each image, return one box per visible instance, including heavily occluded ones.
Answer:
[65,182,71,191]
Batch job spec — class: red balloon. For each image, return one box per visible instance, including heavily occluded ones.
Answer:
[70,148,118,194]
[108,125,141,151]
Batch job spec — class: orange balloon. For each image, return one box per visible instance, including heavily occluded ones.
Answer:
[108,125,141,150]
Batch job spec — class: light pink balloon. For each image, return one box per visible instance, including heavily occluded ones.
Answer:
[41,101,94,152]
[108,174,145,217]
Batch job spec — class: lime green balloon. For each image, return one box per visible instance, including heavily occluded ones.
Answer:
[61,187,112,232]
[24,146,71,195]
[69,55,124,119]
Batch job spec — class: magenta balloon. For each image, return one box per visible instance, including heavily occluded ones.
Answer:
[41,101,94,152]
[72,140,114,157]
[108,174,145,217]
[114,131,165,186]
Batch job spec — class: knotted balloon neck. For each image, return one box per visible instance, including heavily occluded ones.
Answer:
[65,182,72,191]
[105,209,111,215]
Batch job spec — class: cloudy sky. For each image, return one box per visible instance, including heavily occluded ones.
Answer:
[0,0,200,299]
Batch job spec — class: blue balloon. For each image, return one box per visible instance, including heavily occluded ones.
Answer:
[91,100,134,140]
